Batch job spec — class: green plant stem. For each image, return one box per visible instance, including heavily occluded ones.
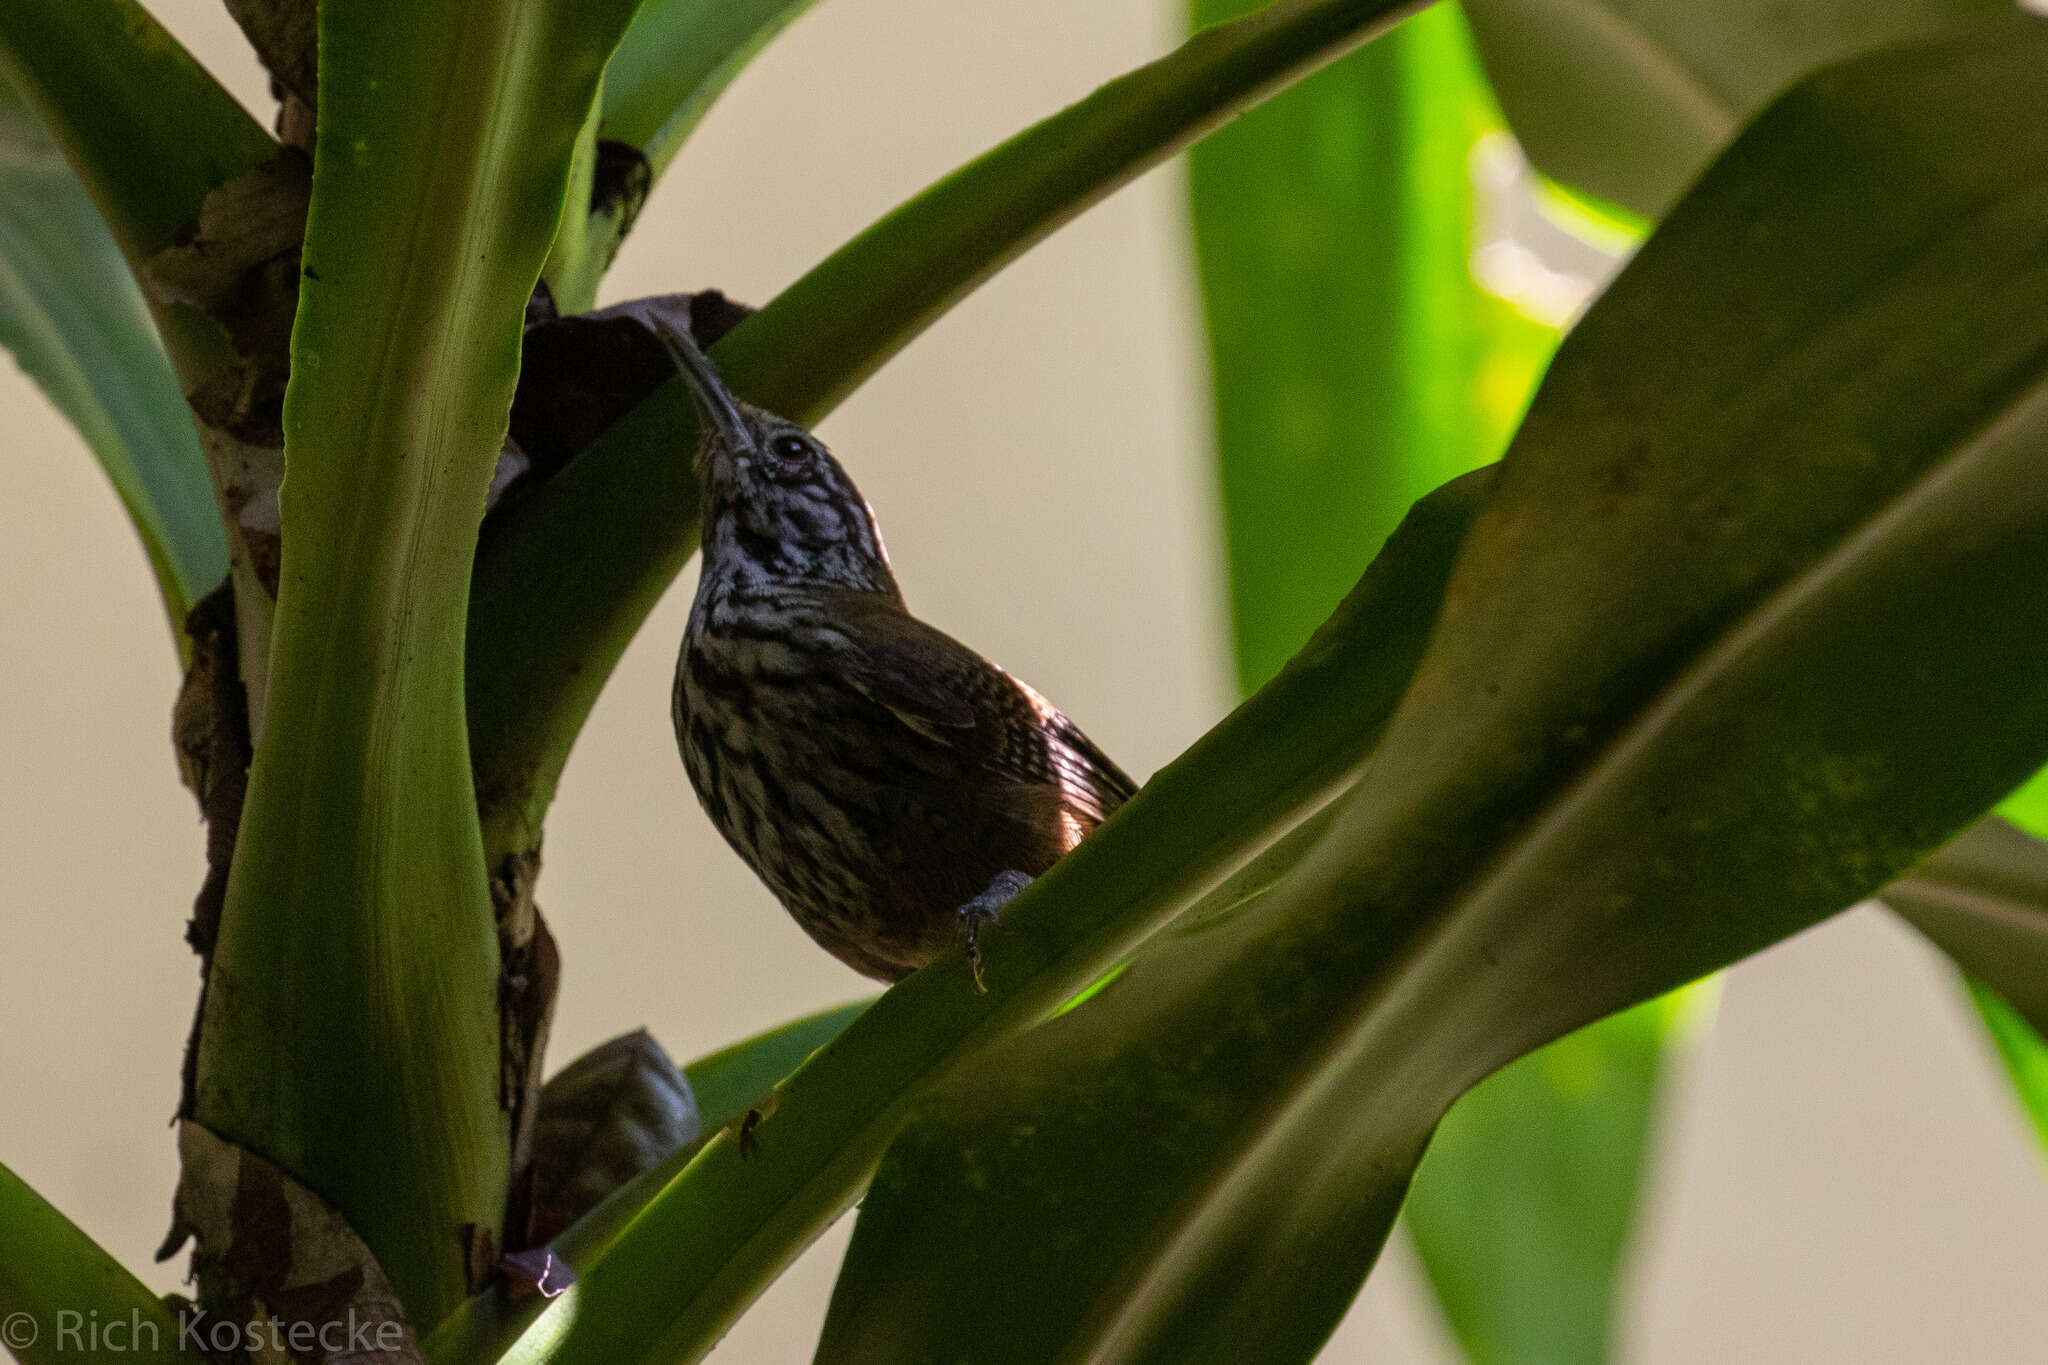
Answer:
[466,0,1432,867]
[191,0,635,1327]
[0,1160,209,1365]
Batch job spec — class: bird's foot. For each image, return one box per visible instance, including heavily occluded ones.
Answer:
[958,870,1033,994]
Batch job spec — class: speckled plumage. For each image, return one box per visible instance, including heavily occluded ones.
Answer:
[660,322,1135,981]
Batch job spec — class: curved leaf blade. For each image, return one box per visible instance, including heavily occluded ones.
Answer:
[1883,816,2048,1148]
[1459,0,2012,217]
[601,0,823,179]
[0,81,225,629]
[1965,982,2048,1151]
[1405,991,1705,1365]
[0,0,273,268]
[1886,818,2048,1036]
[192,0,638,1326]
[815,22,2048,1364]
[0,1159,208,1365]
[1189,0,1675,1355]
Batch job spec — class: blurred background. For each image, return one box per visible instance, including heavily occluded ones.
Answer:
[3,1,2046,1360]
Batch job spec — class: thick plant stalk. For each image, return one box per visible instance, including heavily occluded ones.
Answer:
[190,0,635,1328]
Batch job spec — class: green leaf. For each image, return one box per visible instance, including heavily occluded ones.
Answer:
[1190,1,1552,689]
[601,0,824,179]
[1886,819,2048,1036]
[1405,990,1708,1365]
[466,0,1430,867]
[0,0,274,384]
[1964,981,2048,1152]
[190,0,637,1328]
[683,1000,874,1136]
[1882,817,2048,1149]
[0,80,225,631]
[1458,0,2012,218]
[491,466,1494,1365]
[0,0,272,264]
[0,1159,208,1365]
[813,22,2048,1364]
[1187,7,1678,1359]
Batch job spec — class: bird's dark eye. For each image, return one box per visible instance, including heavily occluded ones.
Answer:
[770,434,815,464]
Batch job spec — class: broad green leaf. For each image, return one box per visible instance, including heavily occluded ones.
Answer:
[1458,0,2013,218]
[0,80,224,631]
[424,1000,873,1365]
[0,1159,207,1365]
[684,1000,874,1135]
[602,0,825,179]
[1965,983,2048,1152]
[1187,7,1674,1361]
[1405,990,1708,1365]
[1883,817,2048,1149]
[490,466,1495,1365]
[814,23,2048,1364]
[1190,2,1551,690]
[191,0,637,1327]
[466,0,1430,868]
[0,0,274,383]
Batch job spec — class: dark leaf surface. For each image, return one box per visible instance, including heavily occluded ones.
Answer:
[816,23,2048,1364]
[1186,7,1671,1359]
[1884,817,2048,1146]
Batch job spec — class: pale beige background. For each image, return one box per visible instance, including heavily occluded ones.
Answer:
[4,3,2047,1361]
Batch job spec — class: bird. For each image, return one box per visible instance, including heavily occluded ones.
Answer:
[656,319,1136,986]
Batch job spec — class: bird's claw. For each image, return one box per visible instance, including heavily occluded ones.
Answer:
[958,870,1033,994]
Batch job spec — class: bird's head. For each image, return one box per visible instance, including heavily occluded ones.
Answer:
[654,319,898,595]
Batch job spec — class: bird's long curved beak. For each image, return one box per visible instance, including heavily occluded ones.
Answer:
[652,318,754,454]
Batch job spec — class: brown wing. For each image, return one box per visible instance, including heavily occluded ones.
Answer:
[818,589,1138,833]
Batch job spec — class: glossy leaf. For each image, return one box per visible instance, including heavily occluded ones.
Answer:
[0,80,225,630]
[0,1159,208,1365]
[1459,0,2012,217]
[466,0,1429,867]
[191,0,637,1326]
[602,0,824,179]
[815,23,2048,1364]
